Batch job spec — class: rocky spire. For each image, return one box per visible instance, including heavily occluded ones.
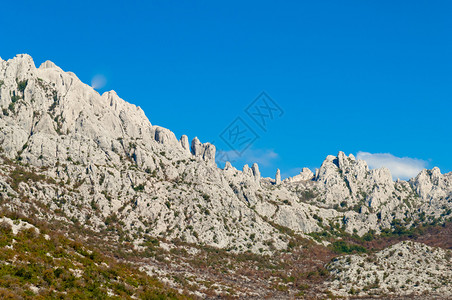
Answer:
[243,164,252,176]
[154,126,178,146]
[202,143,216,165]
[410,167,444,201]
[179,135,190,152]
[251,163,260,183]
[275,169,281,185]
[190,137,202,156]
[190,137,216,165]
[337,151,348,169]
[284,167,314,183]
[224,161,232,170]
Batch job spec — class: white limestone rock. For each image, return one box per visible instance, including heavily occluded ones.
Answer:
[179,135,190,152]
[327,241,452,297]
[410,167,451,203]
[190,137,216,165]
[284,167,314,183]
[1,54,452,258]
[275,169,281,185]
[242,164,252,177]
[251,163,260,183]
[224,161,233,170]
[154,126,178,146]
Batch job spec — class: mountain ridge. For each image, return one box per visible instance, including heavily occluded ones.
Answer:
[1,53,452,244]
[1,54,451,298]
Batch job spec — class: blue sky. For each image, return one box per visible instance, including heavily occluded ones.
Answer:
[1,1,451,179]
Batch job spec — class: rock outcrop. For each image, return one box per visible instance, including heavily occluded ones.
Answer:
[190,137,216,165]
[327,241,452,297]
[1,54,452,298]
[252,163,260,183]
[0,55,452,244]
[179,134,190,152]
[410,167,451,203]
[275,169,281,185]
[284,167,314,183]
[1,53,451,256]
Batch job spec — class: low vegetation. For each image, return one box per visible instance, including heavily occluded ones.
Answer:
[0,213,189,299]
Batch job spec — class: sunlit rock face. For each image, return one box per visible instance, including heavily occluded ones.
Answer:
[1,54,451,254]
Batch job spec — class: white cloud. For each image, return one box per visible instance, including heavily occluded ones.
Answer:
[216,148,279,168]
[356,151,428,180]
[91,74,107,90]
[242,148,279,167]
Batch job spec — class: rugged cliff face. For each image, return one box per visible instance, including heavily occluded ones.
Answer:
[1,54,451,298]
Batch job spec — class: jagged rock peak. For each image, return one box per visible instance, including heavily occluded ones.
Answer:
[251,163,260,182]
[337,151,358,169]
[0,54,190,167]
[224,161,233,170]
[179,135,190,152]
[313,151,396,209]
[325,155,337,163]
[1,54,36,79]
[321,152,358,170]
[275,169,281,185]
[154,126,178,146]
[243,164,252,176]
[14,53,35,64]
[190,137,216,165]
[284,167,314,183]
[317,152,369,179]
[202,143,216,165]
[337,151,348,169]
[410,167,449,201]
[191,137,202,156]
[430,166,442,179]
[39,60,58,69]
[102,90,120,109]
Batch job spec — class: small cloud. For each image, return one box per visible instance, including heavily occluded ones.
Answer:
[216,149,240,166]
[91,74,107,90]
[216,148,279,168]
[356,151,428,180]
[242,148,279,167]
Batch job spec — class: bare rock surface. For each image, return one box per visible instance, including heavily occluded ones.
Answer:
[327,241,452,297]
[1,54,452,298]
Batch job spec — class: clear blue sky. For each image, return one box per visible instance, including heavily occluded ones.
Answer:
[1,1,451,179]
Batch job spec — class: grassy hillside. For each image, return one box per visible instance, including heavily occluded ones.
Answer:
[0,214,189,299]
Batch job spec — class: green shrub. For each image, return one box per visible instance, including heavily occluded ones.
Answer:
[17,79,28,93]
[11,91,20,103]
[331,240,367,254]
[133,183,145,192]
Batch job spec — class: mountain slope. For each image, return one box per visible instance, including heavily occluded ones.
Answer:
[327,240,452,297]
[0,214,188,299]
[1,54,451,298]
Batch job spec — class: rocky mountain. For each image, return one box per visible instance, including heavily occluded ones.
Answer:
[327,240,452,297]
[0,54,451,298]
